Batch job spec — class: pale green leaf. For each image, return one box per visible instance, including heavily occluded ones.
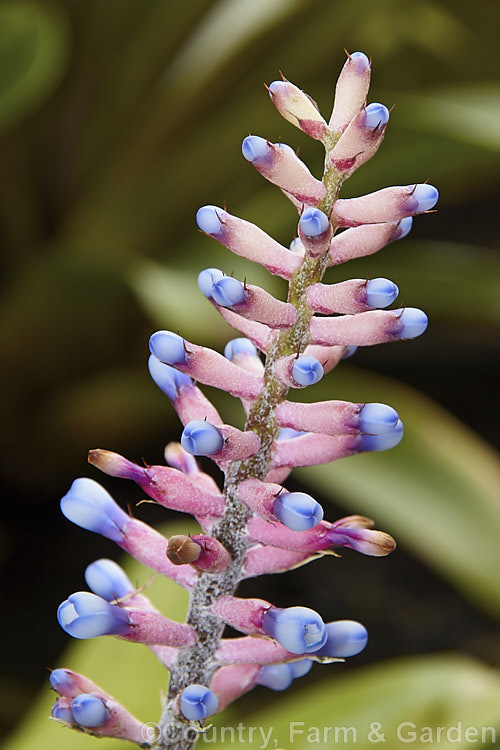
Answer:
[297,368,500,618]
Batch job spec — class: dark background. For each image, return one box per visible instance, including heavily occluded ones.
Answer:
[1,0,499,744]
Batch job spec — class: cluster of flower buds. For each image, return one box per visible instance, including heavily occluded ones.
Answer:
[52,51,437,748]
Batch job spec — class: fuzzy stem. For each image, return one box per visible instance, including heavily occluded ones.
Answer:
[154,144,343,750]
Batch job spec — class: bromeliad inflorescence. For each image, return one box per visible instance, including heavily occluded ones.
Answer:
[51,51,438,749]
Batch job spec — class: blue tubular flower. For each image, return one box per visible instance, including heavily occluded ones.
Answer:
[274,491,323,531]
[395,308,428,339]
[60,478,128,542]
[363,103,390,130]
[180,685,219,721]
[148,331,187,365]
[359,419,404,452]
[393,216,413,240]
[50,669,72,694]
[57,592,130,639]
[241,135,271,163]
[299,208,329,237]
[277,428,308,440]
[342,345,358,359]
[196,206,223,236]
[314,620,368,658]
[291,355,324,386]
[224,337,258,360]
[197,267,225,298]
[257,664,295,691]
[409,184,439,212]
[290,659,313,678]
[262,606,327,654]
[360,403,399,435]
[365,278,399,308]
[84,559,135,602]
[181,420,224,456]
[211,277,246,308]
[71,694,108,728]
[148,355,193,400]
[51,703,74,724]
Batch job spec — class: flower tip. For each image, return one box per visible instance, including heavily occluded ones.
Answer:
[242,135,270,163]
[257,663,294,691]
[211,276,246,308]
[348,51,370,71]
[363,102,389,130]
[410,184,439,213]
[396,308,428,339]
[149,330,186,365]
[49,669,72,694]
[196,206,223,235]
[291,355,324,387]
[274,491,324,531]
[84,559,134,601]
[197,267,225,298]
[224,337,258,361]
[71,694,108,728]
[360,403,399,435]
[359,419,404,452]
[316,620,368,658]
[180,685,218,721]
[392,216,413,240]
[51,702,74,724]
[181,420,224,456]
[148,355,193,400]
[365,278,399,309]
[299,207,330,238]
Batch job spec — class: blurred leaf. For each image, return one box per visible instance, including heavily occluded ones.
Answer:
[297,368,500,618]
[243,654,500,750]
[386,84,500,152]
[0,1,69,134]
[324,240,500,328]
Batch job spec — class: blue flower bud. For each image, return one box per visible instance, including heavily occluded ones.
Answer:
[262,606,327,654]
[299,208,330,237]
[51,703,74,724]
[196,206,223,236]
[148,355,193,400]
[314,620,368,658]
[364,103,390,130]
[342,346,358,359]
[290,659,313,678]
[84,559,134,602]
[276,142,295,155]
[60,478,129,542]
[365,278,399,309]
[224,337,258,360]
[211,277,246,308]
[395,308,428,339]
[291,355,324,386]
[410,184,439,212]
[360,403,399,435]
[50,669,72,694]
[181,420,224,456]
[57,592,130,639]
[180,685,219,721]
[242,135,271,163]
[71,694,108,728]
[359,419,404,452]
[274,491,324,531]
[350,51,370,70]
[277,428,308,440]
[197,267,225,298]
[289,238,304,254]
[393,216,413,240]
[149,331,186,365]
[257,664,295,691]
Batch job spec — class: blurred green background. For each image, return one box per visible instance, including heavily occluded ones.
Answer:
[1,0,499,748]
